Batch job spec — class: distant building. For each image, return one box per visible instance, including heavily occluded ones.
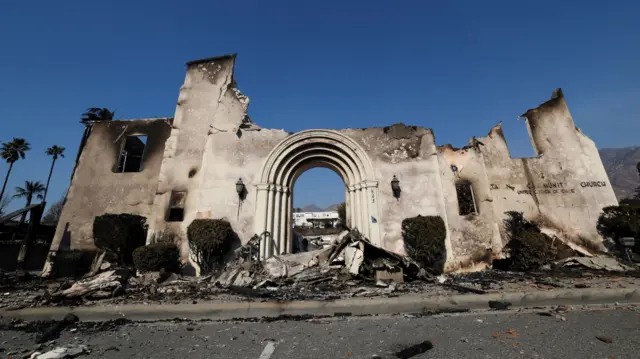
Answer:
[293,211,341,228]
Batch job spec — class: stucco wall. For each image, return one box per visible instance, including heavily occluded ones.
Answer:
[47,54,619,275]
[437,90,618,268]
[146,54,290,268]
[47,119,172,255]
[339,125,448,255]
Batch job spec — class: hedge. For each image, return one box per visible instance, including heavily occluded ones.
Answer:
[93,213,147,265]
[187,219,233,273]
[401,215,447,274]
[52,250,94,278]
[133,242,180,273]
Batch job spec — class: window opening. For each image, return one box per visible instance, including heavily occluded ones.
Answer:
[167,191,186,222]
[115,135,147,173]
[456,181,478,215]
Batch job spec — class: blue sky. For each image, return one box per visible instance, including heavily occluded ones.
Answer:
[1,0,638,212]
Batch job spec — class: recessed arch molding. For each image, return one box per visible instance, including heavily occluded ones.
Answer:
[255,129,382,259]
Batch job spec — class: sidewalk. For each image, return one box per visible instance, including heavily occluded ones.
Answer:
[2,287,639,323]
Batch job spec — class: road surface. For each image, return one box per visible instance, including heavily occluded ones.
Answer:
[1,305,639,358]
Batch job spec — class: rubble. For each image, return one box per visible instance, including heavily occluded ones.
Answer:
[51,269,129,300]
[30,344,88,359]
[36,313,79,344]
[213,229,427,292]
[555,255,635,272]
[0,230,638,310]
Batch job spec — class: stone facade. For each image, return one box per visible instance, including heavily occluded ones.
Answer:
[44,54,618,275]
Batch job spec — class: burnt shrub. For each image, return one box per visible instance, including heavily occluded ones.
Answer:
[93,214,147,265]
[502,211,557,271]
[187,219,233,273]
[597,204,640,253]
[402,215,447,274]
[52,250,95,278]
[504,211,540,235]
[506,231,558,271]
[132,243,180,273]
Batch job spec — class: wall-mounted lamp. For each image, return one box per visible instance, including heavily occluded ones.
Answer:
[236,178,246,199]
[391,175,401,200]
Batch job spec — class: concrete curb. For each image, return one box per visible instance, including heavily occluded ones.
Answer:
[2,288,639,322]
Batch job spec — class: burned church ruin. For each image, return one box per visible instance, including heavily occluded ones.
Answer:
[44,54,618,275]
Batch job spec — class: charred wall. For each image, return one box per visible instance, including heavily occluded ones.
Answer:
[46,119,172,262]
[44,53,618,276]
[340,124,449,255]
[438,89,618,268]
[147,54,289,272]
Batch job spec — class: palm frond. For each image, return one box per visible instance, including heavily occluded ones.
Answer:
[46,145,66,158]
[1,138,31,164]
[81,107,115,123]
[13,180,45,199]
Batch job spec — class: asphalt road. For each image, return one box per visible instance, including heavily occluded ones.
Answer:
[2,306,639,359]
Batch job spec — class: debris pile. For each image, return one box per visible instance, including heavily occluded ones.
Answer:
[50,269,129,301]
[0,229,638,310]
[213,229,429,294]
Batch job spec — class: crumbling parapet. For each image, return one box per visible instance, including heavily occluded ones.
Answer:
[435,89,618,266]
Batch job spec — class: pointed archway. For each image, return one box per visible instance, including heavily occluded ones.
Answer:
[254,130,381,259]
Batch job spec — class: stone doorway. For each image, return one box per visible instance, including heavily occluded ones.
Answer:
[254,130,382,259]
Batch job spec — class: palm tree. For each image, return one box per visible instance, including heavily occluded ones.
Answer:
[43,145,65,202]
[0,138,31,203]
[80,107,115,124]
[13,181,46,226]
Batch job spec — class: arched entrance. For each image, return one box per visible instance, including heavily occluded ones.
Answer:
[255,130,381,259]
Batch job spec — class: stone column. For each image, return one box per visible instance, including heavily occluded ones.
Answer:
[264,184,276,258]
[360,182,370,239]
[363,181,381,246]
[348,185,356,229]
[272,185,283,255]
[354,183,362,231]
[286,190,294,253]
[344,186,350,228]
[358,183,368,238]
[281,187,291,254]
[254,184,271,259]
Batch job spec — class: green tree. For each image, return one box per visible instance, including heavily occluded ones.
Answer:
[0,138,31,203]
[13,181,46,226]
[43,145,65,202]
[597,161,640,254]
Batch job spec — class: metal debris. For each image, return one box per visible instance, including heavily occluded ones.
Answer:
[488,300,512,310]
[596,335,613,344]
